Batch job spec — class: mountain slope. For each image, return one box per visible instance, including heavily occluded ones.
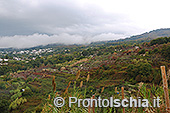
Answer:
[129,28,170,40]
[91,28,170,45]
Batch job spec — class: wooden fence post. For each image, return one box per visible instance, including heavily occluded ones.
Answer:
[121,87,125,113]
[88,95,95,113]
[88,102,91,113]
[92,95,95,113]
[161,66,170,112]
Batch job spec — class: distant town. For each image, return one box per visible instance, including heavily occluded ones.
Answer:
[0,48,54,65]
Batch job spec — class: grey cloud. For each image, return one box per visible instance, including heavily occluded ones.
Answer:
[0,34,84,48]
[0,0,143,48]
[0,33,127,48]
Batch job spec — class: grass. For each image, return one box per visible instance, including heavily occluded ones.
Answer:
[40,70,167,113]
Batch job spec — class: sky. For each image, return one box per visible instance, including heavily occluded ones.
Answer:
[0,0,170,48]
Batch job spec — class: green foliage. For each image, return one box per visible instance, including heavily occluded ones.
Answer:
[11,92,22,101]
[22,87,33,97]
[0,66,8,75]
[138,49,145,54]
[152,68,161,84]
[153,48,159,53]
[10,89,20,94]
[33,77,38,82]
[12,82,20,88]
[127,60,152,83]
[1,36,170,112]
[0,98,10,113]
[139,84,164,112]
[127,64,135,78]
[0,81,6,89]
[161,44,170,60]
[82,50,89,56]
[9,97,27,110]
[97,51,103,56]
[26,77,33,83]
[150,37,170,45]
[35,106,43,113]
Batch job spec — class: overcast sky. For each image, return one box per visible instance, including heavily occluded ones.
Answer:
[0,0,170,48]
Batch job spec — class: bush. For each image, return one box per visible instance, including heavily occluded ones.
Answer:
[138,49,145,54]
[161,45,170,60]
[0,98,10,113]
[127,61,153,83]
[33,78,38,82]
[0,81,6,89]
[26,77,33,83]
[153,48,159,53]
[22,88,33,97]
[11,92,22,101]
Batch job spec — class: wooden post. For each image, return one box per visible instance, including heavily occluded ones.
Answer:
[88,97,91,113]
[92,95,95,113]
[88,103,91,113]
[88,95,95,113]
[115,87,117,93]
[121,87,125,113]
[161,66,170,112]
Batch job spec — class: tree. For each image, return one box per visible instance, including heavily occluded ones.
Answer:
[150,37,170,45]
[161,44,170,60]
[138,49,145,54]
[82,50,89,56]
[127,61,152,83]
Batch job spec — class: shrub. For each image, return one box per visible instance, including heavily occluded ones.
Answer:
[127,61,152,83]
[153,48,159,53]
[138,49,145,54]
[0,98,10,113]
[22,88,33,97]
[0,81,6,89]
[26,77,33,83]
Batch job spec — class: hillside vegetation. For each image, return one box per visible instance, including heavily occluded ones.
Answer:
[0,36,170,112]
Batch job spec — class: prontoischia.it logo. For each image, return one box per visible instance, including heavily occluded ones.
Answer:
[54,96,160,108]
